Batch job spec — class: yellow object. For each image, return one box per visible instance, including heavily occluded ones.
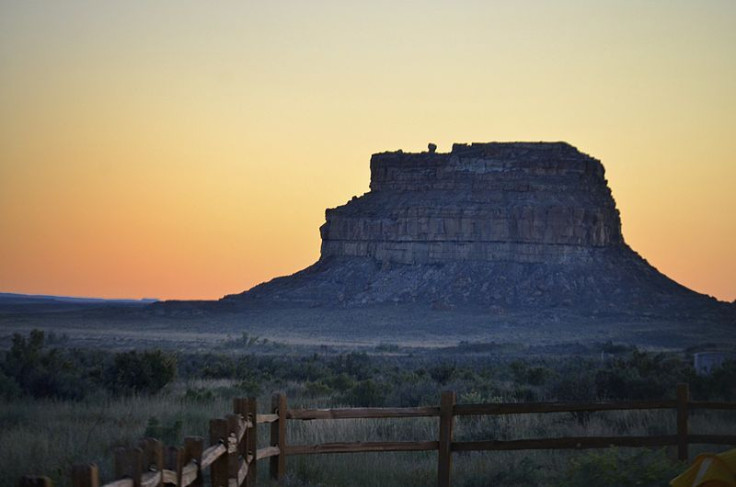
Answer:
[671,449,736,487]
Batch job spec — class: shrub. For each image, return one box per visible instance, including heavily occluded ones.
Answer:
[0,369,21,399]
[429,363,457,384]
[183,387,214,402]
[323,373,355,392]
[594,351,690,400]
[330,352,372,380]
[1,330,90,399]
[106,350,176,395]
[692,360,736,400]
[304,381,332,397]
[144,416,183,444]
[341,379,387,406]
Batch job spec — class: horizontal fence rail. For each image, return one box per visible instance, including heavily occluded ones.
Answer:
[453,399,677,415]
[21,383,736,487]
[287,406,440,420]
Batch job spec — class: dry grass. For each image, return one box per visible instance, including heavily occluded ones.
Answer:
[3,382,733,487]
[0,390,232,487]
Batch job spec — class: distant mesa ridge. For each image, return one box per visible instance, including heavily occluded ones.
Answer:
[224,142,729,314]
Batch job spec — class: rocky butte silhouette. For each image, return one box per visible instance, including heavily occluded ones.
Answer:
[215,142,734,347]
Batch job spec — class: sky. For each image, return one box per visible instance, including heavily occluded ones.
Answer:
[1,1,734,302]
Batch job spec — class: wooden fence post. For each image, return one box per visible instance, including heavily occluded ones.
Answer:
[210,419,229,487]
[184,437,204,487]
[71,463,99,487]
[165,447,183,487]
[233,398,252,487]
[115,447,143,487]
[438,391,456,487]
[19,477,53,487]
[226,414,242,486]
[246,398,258,486]
[139,438,163,487]
[270,393,287,481]
[677,383,690,462]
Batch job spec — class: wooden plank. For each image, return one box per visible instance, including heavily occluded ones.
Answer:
[688,434,736,445]
[286,441,439,455]
[245,398,257,487]
[288,406,439,420]
[677,383,689,462]
[102,480,134,487]
[183,438,203,487]
[115,448,142,487]
[160,470,177,485]
[453,400,676,416]
[269,395,285,480]
[164,447,182,487]
[139,472,159,487]
[209,419,229,487]
[689,401,736,411]
[236,459,248,487]
[232,399,249,487]
[225,415,241,486]
[199,444,227,471]
[139,439,163,487]
[20,477,53,487]
[256,414,279,424]
[179,463,198,487]
[256,446,280,460]
[452,435,679,452]
[232,415,248,445]
[71,464,99,487]
[438,391,456,487]
[231,399,254,445]
[270,394,287,481]
[232,398,250,462]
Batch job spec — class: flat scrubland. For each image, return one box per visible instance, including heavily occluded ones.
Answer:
[2,329,735,487]
[3,299,735,352]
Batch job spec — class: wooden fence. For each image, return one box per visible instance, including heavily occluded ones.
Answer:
[21,383,736,487]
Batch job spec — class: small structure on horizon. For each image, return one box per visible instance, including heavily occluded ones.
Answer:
[694,351,736,376]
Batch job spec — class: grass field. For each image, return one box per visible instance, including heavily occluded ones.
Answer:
[3,377,734,487]
[2,327,735,487]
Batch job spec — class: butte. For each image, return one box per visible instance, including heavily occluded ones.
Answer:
[217,142,734,347]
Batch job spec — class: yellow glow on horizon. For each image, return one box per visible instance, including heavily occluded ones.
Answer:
[1,1,734,301]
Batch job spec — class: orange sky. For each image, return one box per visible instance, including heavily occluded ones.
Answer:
[1,1,734,302]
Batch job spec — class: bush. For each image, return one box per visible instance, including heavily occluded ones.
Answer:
[330,352,373,380]
[304,381,332,397]
[144,416,182,444]
[106,350,176,395]
[594,351,690,400]
[1,330,90,399]
[341,379,387,406]
[183,387,214,402]
[0,369,21,399]
[692,360,736,400]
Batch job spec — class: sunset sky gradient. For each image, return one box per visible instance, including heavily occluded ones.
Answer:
[1,1,734,301]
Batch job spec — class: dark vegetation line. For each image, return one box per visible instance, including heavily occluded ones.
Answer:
[1,329,735,405]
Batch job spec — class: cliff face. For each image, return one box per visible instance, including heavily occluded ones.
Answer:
[320,142,623,265]
[224,141,733,336]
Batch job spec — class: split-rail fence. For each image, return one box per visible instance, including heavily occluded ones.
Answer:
[20,383,736,487]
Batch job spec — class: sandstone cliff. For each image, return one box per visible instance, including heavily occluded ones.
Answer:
[223,142,733,342]
[321,142,622,265]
